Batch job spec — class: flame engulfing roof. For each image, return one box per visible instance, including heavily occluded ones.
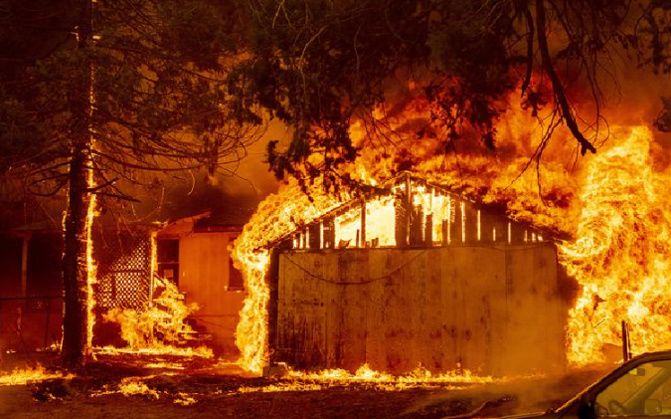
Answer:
[232,171,552,373]
[268,171,552,251]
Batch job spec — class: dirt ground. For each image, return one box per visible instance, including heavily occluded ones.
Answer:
[0,353,608,419]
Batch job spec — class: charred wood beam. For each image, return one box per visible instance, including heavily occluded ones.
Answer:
[394,195,409,248]
[442,219,448,246]
[323,216,335,249]
[453,200,463,244]
[410,205,424,247]
[405,173,412,246]
[425,214,433,246]
[308,223,321,250]
[360,201,366,248]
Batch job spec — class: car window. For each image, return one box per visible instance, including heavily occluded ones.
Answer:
[595,360,671,417]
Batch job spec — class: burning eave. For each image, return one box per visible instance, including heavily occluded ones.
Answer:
[266,171,553,253]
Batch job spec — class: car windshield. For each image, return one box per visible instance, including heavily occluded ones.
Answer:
[595,359,671,416]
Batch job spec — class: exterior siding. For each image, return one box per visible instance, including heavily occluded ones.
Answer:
[179,231,244,355]
[276,243,565,376]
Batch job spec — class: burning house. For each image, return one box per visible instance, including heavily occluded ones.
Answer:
[255,173,569,376]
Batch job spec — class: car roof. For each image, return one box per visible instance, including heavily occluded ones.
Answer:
[632,350,671,361]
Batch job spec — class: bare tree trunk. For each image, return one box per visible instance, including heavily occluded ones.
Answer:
[61,151,93,367]
[61,0,94,368]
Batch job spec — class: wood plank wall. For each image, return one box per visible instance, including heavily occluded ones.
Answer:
[276,243,565,376]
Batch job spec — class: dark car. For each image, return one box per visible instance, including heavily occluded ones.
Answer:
[515,350,671,419]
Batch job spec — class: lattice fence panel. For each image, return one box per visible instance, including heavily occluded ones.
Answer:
[94,230,153,310]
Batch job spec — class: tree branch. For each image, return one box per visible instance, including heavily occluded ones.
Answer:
[535,0,596,155]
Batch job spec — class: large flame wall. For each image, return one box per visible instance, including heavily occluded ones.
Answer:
[232,185,343,372]
[561,126,671,364]
[233,96,671,372]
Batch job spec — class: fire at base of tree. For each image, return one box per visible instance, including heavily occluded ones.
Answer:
[100,277,213,358]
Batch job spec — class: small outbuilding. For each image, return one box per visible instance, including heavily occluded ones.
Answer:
[266,173,569,376]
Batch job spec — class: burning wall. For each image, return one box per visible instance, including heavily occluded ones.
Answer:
[276,244,563,376]
[234,174,568,374]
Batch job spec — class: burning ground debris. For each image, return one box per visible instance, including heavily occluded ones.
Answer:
[0,351,611,419]
[92,375,164,400]
[85,360,504,402]
[0,364,72,387]
[284,364,497,389]
[100,277,213,358]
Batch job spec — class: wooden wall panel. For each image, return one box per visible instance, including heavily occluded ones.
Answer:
[504,245,565,374]
[439,247,460,371]
[365,250,388,371]
[459,247,493,374]
[412,250,431,369]
[424,249,443,371]
[487,248,509,376]
[277,243,563,376]
[339,251,368,370]
[384,250,410,371]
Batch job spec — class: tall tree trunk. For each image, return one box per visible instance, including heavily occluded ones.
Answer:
[61,0,95,368]
[61,151,94,367]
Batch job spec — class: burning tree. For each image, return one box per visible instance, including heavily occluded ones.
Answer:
[229,0,671,190]
[0,0,260,366]
[226,1,671,371]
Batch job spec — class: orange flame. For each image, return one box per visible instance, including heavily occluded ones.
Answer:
[0,365,73,386]
[234,83,671,374]
[561,126,671,364]
[232,183,343,372]
[86,166,98,353]
[100,277,212,358]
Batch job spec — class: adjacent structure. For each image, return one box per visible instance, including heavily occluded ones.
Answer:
[0,209,249,355]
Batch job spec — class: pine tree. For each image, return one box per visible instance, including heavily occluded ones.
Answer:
[0,0,258,366]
